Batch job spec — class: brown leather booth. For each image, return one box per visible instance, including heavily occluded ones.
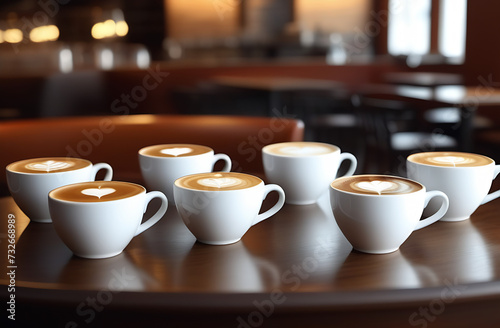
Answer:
[0,114,304,195]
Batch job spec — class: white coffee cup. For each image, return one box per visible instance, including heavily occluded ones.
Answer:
[6,157,113,223]
[407,151,500,221]
[262,141,357,205]
[330,175,449,254]
[174,172,285,245]
[139,144,231,203]
[48,181,168,259]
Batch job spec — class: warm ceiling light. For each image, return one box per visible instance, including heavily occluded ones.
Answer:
[91,19,118,39]
[115,20,128,37]
[91,22,105,39]
[0,30,4,43]
[29,25,59,42]
[4,28,23,43]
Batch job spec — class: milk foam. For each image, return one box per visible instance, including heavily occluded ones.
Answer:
[353,180,412,195]
[280,145,332,156]
[25,160,74,172]
[265,142,338,157]
[331,175,422,195]
[7,157,90,174]
[176,172,261,191]
[140,144,211,158]
[426,156,478,167]
[50,182,143,202]
[408,152,492,167]
[160,147,193,157]
[81,187,116,199]
[198,176,243,189]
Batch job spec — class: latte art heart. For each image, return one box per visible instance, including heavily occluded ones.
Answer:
[26,160,74,172]
[357,181,395,195]
[428,156,471,167]
[81,188,116,199]
[160,147,193,157]
[198,177,242,189]
[281,146,330,156]
[332,175,422,195]
[408,152,492,167]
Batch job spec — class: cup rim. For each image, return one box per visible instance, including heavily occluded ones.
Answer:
[6,157,92,175]
[262,141,340,158]
[330,174,425,197]
[407,151,495,168]
[138,144,213,159]
[48,180,146,204]
[174,172,263,192]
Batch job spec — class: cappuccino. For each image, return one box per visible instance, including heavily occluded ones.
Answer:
[331,175,422,196]
[408,152,492,167]
[50,181,144,203]
[176,172,261,191]
[139,144,211,158]
[7,157,90,174]
[263,142,338,157]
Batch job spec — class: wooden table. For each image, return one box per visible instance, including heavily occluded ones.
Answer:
[383,72,464,87]
[355,84,500,152]
[208,76,344,115]
[1,177,500,327]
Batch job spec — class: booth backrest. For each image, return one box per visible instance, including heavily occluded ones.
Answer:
[0,114,304,195]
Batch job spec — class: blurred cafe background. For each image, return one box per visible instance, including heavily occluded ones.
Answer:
[1,0,500,174]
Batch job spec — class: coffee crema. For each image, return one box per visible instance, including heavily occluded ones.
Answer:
[408,152,493,167]
[50,181,144,203]
[7,157,90,174]
[176,172,261,191]
[139,144,212,158]
[331,175,422,195]
[263,142,338,157]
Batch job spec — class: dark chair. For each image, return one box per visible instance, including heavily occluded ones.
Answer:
[351,93,459,175]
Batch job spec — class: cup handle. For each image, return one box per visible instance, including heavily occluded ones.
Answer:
[135,191,168,236]
[252,184,285,226]
[414,191,449,230]
[91,163,113,181]
[337,153,357,177]
[212,153,232,172]
[480,165,500,205]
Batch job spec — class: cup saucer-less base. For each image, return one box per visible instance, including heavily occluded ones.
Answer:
[197,238,241,246]
[73,250,123,259]
[286,199,317,205]
[441,216,470,222]
[354,247,400,255]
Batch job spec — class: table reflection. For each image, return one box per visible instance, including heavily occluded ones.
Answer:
[15,220,72,284]
[59,253,157,291]
[334,250,438,290]
[175,241,280,292]
[404,219,494,283]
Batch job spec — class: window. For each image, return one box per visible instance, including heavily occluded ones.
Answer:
[439,0,467,61]
[387,0,467,64]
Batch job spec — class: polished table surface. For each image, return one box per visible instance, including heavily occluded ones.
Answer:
[2,178,500,327]
[209,75,344,92]
[383,72,464,87]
